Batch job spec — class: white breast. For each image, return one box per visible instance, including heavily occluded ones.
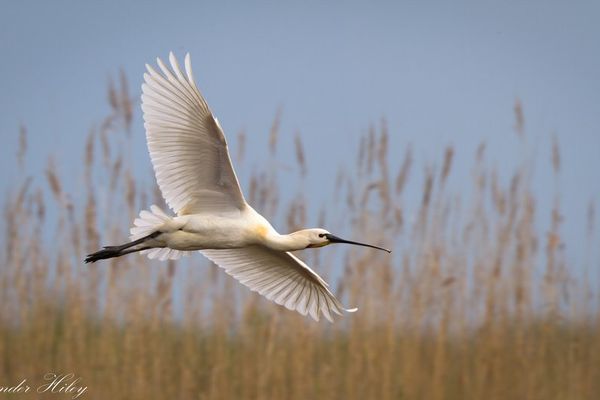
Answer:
[165,207,275,250]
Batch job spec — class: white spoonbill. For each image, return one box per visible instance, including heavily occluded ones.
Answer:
[85,52,391,322]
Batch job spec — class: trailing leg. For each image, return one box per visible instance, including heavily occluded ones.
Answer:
[84,231,160,263]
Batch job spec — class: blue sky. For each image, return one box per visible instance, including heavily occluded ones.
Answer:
[1,1,599,274]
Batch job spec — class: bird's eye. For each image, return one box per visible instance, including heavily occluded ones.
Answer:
[318,233,326,238]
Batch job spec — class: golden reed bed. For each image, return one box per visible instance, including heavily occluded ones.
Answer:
[1,75,598,400]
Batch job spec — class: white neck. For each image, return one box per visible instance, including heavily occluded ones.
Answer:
[264,231,309,252]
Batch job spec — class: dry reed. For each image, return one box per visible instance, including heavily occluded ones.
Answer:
[0,74,598,400]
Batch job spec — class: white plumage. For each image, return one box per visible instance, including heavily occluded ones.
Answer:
[201,248,351,322]
[142,53,245,215]
[85,52,390,322]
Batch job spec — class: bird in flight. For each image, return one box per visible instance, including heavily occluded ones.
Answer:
[85,52,391,322]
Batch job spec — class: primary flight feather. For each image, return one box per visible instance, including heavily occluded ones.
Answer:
[85,52,391,322]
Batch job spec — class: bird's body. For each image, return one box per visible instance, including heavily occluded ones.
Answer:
[86,52,390,322]
[135,205,315,252]
[149,207,269,251]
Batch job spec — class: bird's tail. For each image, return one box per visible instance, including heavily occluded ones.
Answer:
[130,205,187,261]
[129,204,171,240]
[85,205,187,263]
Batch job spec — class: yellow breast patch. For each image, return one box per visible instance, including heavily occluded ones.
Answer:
[255,225,269,238]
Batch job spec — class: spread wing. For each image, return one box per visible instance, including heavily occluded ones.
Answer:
[200,246,357,322]
[141,52,246,215]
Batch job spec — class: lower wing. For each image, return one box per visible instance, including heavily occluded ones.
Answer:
[200,246,357,322]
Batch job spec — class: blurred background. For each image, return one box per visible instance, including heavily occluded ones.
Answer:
[1,1,599,399]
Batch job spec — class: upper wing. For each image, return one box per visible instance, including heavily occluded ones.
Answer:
[200,246,357,322]
[141,52,246,215]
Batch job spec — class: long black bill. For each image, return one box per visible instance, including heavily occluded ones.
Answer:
[325,234,391,253]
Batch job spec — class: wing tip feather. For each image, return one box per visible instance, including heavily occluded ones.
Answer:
[184,53,194,84]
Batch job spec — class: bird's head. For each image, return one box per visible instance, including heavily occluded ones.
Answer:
[298,228,391,253]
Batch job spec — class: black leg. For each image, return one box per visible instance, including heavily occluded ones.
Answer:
[84,231,161,263]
